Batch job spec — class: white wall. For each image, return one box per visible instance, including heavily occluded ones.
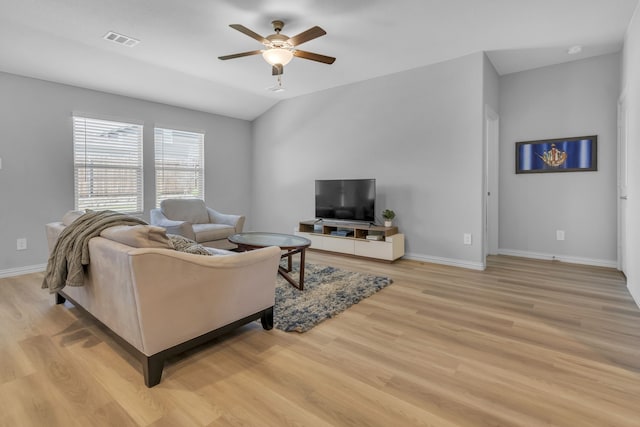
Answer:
[252,53,487,269]
[622,3,640,305]
[0,72,252,275]
[498,53,620,266]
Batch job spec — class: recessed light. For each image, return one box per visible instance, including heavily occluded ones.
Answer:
[103,31,140,47]
[567,45,582,55]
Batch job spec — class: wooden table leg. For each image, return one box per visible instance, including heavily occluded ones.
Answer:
[298,248,306,290]
[232,240,309,291]
[276,248,306,290]
[278,267,300,289]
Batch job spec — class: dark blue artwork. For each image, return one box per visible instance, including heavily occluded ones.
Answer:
[516,136,597,174]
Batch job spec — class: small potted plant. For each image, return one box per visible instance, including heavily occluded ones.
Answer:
[382,209,396,227]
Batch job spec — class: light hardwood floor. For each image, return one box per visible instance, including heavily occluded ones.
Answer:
[1,253,639,426]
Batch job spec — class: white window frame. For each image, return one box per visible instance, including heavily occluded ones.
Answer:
[73,116,144,214]
[154,127,205,206]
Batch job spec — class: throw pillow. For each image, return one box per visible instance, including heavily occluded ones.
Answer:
[168,234,213,255]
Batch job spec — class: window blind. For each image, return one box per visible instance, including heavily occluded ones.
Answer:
[73,116,144,213]
[154,127,204,206]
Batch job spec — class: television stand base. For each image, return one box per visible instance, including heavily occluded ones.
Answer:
[296,220,404,261]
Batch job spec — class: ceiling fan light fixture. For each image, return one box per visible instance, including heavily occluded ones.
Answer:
[262,48,293,66]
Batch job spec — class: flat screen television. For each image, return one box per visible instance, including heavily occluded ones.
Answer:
[315,179,376,223]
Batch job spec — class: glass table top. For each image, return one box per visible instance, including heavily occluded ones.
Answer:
[228,232,311,248]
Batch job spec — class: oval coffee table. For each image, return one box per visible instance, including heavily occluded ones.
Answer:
[228,232,311,290]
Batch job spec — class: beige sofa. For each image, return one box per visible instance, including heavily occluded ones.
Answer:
[150,198,244,250]
[45,212,281,387]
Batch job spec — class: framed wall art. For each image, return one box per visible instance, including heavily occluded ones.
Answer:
[515,135,597,174]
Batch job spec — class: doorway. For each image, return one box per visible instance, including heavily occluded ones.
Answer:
[618,95,628,275]
[485,106,500,261]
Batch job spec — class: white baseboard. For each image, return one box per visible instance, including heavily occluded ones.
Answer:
[0,263,46,279]
[497,248,618,269]
[628,282,640,309]
[404,253,485,271]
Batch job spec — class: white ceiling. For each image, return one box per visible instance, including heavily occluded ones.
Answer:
[1,0,637,121]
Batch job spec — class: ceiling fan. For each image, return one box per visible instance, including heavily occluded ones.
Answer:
[218,20,336,76]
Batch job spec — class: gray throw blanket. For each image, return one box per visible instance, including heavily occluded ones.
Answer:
[42,210,147,294]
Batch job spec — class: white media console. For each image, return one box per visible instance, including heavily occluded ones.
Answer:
[295,220,405,262]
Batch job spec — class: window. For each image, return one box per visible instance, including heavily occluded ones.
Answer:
[154,127,204,206]
[73,116,143,213]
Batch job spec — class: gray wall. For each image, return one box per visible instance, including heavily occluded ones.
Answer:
[483,54,500,114]
[622,4,640,305]
[0,71,252,274]
[252,53,487,269]
[1,47,627,279]
[498,53,620,266]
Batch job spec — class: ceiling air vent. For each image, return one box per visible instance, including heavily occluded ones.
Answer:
[103,31,140,47]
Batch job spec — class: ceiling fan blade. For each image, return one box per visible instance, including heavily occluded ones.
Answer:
[229,24,268,44]
[218,50,262,60]
[287,26,326,46]
[293,50,336,64]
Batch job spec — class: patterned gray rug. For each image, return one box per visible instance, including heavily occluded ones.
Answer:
[274,263,393,332]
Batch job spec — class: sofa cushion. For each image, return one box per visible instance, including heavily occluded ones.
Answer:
[192,223,236,243]
[101,225,174,249]
[160,199,209,224]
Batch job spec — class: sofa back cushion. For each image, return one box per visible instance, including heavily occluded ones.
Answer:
[160,199,209,224]
[62,210,86,226]
[101,225,174,249]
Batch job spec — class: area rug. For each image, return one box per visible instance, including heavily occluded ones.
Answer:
[274,263,393,332]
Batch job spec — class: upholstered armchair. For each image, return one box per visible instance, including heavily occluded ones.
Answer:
[150,198,245,250]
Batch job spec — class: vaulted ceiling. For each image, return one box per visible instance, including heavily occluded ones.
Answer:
[1,0,637,120]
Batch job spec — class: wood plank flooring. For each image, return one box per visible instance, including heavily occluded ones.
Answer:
[1,254,639,426]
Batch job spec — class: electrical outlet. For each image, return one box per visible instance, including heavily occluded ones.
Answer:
[17,238,27,251]
[556,230,565,241]
[463,233,472,245]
